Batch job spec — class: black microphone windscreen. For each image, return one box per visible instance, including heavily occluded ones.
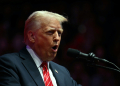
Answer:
[67,48,80,57]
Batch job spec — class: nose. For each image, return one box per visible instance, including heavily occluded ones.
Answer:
[53,31,60,42]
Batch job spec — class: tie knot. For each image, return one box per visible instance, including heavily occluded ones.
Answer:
[41,62,48,68]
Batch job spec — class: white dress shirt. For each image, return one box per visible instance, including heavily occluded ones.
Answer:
[26,45,57,86]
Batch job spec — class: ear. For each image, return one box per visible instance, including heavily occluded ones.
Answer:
[27,30,35,43]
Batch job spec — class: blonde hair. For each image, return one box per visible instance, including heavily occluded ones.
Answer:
[24,10,68,44]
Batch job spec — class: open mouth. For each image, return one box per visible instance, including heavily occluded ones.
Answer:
[52,45,57,50]
[52,45,58,52]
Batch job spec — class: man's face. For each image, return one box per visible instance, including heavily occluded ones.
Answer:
[33,18,63,61]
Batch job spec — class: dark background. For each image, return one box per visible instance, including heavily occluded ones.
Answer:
[0,0,120,86]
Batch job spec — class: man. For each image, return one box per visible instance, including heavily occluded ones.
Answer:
[0,11,82,86]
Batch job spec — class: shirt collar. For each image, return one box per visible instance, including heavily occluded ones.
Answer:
[26,45,50,68]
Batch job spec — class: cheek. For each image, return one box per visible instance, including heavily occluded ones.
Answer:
[35,35,52,50]
[34,39,47,58]
[35,38,46,49]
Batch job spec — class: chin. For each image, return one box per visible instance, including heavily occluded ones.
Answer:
[46,53,57,61]
[53,54,57,58]
[46,57,55,61]
[49,55,56,61]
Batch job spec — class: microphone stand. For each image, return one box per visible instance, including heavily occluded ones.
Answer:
[85,52,120,73]
[87,63,120,73]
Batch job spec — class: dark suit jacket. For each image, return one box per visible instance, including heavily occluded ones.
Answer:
[0,47,82,86]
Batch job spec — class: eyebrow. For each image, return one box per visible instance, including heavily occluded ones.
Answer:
[47,27,63,32]
[58,28,63,32]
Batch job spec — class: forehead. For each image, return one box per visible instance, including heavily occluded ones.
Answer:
[42,18,63,31]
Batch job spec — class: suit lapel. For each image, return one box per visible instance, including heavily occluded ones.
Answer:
[49,61,65,86]
[19,47,45,86]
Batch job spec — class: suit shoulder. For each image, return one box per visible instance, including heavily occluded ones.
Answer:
[0,52,19,61]
[0,52,21,70]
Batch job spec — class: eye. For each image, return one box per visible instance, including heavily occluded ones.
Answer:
[47,30,54,35]
[58,31,62,36]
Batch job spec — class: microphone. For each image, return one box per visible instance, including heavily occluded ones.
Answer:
[67,48,109,62]
[67,48,120,72]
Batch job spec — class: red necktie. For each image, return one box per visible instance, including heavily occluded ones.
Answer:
[41,62,53,86]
